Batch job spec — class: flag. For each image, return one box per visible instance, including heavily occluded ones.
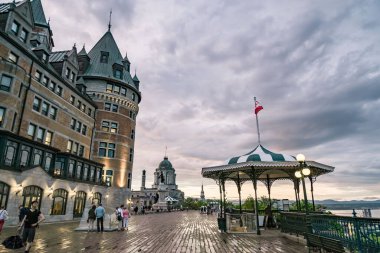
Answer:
[254,100,263,114]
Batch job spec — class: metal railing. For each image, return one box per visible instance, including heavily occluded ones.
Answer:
[225,213,257,233]
[281,212,380,252]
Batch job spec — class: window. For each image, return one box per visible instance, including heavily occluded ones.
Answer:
[78,145,84,157]
[32,149,43,166]
[11,21,19,34]
[54,157,65,176]
[82,125,87,135]
[76,162,83,179]
[112,104,118,112]
[70,72,75,82]
[22,186,42,210]
[8,52,18,64]
[44,153,52,172]
[68,160,75,177]
[67,140,73,152]
[73,191,86,217]
[129,111,133,118]
[114,69,122,79]
[98,143,105,156]
[104,102,111,111]
[77,100,82,109]
[20,145,31,167]
[27,123,36,138]
[131,129,135,139]
[70,118,76,130]
[129,148,134,162]
[108,143,115,158]
[113,85,120,94]
[36,127,45,142]
[0,75,12,91]
[104,170,113,187]
[72,142,78,154]
[110,122,118,133]
[92,192,102,205]
[34,70,42,81]
[45,131,53,145]
[20,29,28,42]
[49,81,56,91]
[65,68,70,78]
[106,84,112,93]
[100,51,109,63]
[82,165,89,181]
[42,76,49,86]
[88,108,92,117]
[121,87,127,96]
[32,97,41,111]
[41,101,49,116]
[75,121,82,133]
[51,189,68,215]
[0,182,10,210]
[56,85,63,96]
[101,121,109,132]
[132,93,136,101]
[70,95,75,105]
[0,107,5,127]
[4,141,18,166]
[42,53,48,63]
[127,172,132,189]
[81,103,86,112]
[49,106,57,120]
[89,166,95,181]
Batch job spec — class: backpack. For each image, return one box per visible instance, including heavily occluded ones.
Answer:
[117,211,122,221]
[88,209,96,219]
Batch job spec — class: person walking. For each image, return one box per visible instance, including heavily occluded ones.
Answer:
[0,206,9,235]
[95,203,105,232]
[115,205,123,231]
[87,205,96,232]
[122,206,130,231]
[18,201,45,253]
[18,205,28,223]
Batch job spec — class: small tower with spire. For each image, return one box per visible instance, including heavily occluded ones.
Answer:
[200,184,205,201]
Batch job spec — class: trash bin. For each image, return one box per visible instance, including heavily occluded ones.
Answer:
[217,218,226,232]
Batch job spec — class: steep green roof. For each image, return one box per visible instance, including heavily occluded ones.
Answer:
[30,0,48,26]
[78,45,87,56]
[85,31,136,87]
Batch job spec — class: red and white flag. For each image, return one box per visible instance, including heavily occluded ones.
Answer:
[254,100,263,114]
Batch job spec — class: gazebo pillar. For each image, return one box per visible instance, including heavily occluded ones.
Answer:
[309,176,316,211]
[222,178,226,219]
[251,168,260,235]
[266,174,272,207]
[218,178,223,218]
[293,179,300,211]
[236,172,242,214]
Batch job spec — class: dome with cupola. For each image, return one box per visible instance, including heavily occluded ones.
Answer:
[159,156,174,171]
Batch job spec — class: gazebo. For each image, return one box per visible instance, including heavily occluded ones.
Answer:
[201,144,334,234]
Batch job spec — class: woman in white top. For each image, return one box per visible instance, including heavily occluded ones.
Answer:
[0,206,9,235]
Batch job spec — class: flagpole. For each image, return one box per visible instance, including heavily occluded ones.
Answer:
[254,97,261,145]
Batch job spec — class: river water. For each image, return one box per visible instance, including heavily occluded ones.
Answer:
[330,209,380,218]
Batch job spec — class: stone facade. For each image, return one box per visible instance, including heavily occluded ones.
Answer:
[0,0,141,225]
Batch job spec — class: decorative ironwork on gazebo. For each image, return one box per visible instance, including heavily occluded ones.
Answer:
[201,144,334,234]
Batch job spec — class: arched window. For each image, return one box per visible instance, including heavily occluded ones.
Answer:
[19,145,32,167]
[4,141,18,166]
[32,149,43,166]
[43,152,53,172]
[73,191,86,217]
[92,192,102,205]
[22,185,43,210]
[0,181,10,209]
[51,188,68,215]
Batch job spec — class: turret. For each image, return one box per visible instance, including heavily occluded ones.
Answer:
[122,52,131,72]
[141,170,146,190]
[133,73,140,90]
[77,45,90,75]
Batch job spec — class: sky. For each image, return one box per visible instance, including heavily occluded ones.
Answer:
[17,0,380,201]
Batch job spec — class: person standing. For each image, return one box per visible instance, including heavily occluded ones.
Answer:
[115,205,123,231]
[87,205,96,232]
[95,203,105,232]
[18,201,45,253]
[0,206,9,235]
[18,205,28,223]
[122,206,130,231]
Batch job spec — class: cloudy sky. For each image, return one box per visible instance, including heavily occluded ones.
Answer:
[28,0,380,200]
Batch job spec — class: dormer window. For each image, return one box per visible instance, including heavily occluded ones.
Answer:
[100,51,109,63]
[114,69,122,79]
[42,53,48,63]
[20,29,28,43]
[65,68,70,78]
[11,21,20,35]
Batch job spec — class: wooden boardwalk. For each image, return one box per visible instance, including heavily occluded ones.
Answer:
[0,211,307,253]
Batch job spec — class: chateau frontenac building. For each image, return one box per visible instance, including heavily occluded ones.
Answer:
[0,0,141,224]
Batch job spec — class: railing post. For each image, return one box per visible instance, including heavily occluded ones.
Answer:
[352,216,363,253]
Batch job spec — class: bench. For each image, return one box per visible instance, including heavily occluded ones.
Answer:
[305,233,345,253]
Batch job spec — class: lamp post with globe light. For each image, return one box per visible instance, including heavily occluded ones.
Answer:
[295,154,311,214]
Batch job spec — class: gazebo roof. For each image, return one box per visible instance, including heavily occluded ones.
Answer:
[202,145,334,183]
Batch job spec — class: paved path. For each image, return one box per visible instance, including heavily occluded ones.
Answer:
[0,211,308,253]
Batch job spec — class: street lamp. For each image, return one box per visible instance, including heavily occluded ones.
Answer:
[295,154,310,214]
